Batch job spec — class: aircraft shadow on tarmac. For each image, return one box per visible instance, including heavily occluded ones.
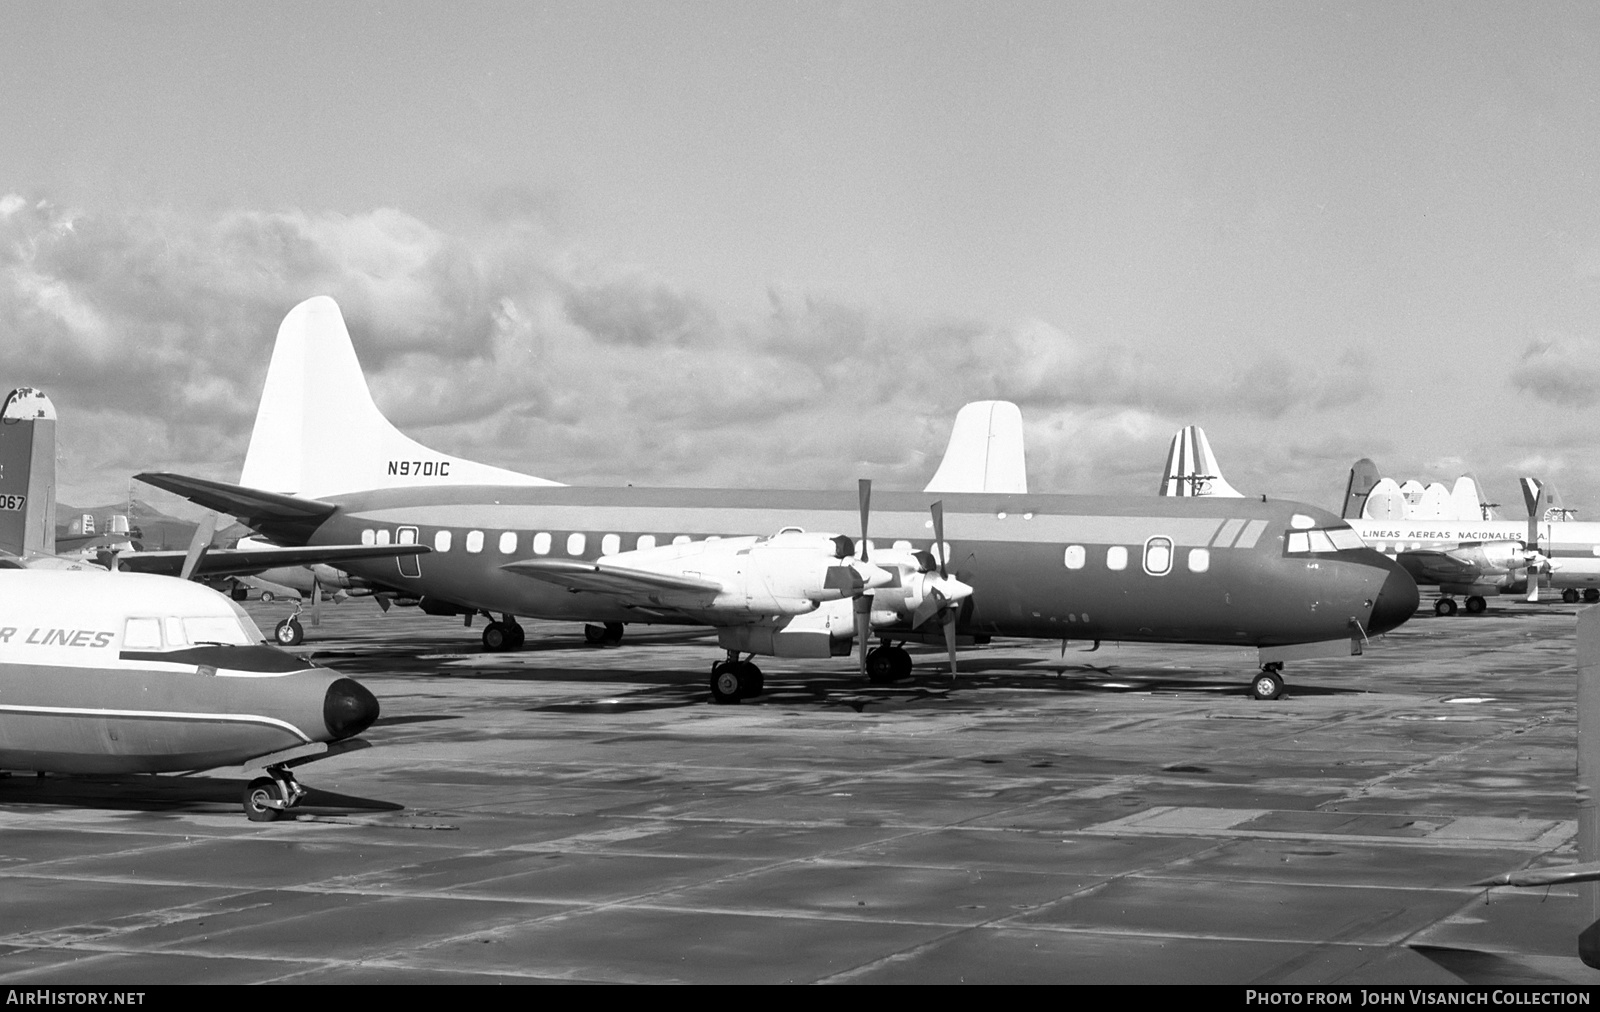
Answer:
[0,773,403,820]
[520,659,1365,715]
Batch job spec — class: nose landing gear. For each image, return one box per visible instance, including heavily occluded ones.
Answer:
[242,768,306,822]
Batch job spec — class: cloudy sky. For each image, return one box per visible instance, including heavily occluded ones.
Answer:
[3,2,1599,516]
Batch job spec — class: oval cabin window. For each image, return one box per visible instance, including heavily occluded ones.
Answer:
[1106,546,1128,571]
[567,533,587,556]
[499,531,517,554]
[1143,537,1173,576]
[1063,545,1086,570]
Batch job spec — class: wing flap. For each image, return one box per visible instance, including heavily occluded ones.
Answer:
[503,559,723,597]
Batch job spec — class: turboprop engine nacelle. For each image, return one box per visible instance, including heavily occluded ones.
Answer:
[859,547,976,628]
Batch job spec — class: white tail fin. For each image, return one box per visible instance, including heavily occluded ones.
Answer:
[924,401,1027,494]
[1448,476,1489,523]
[0,388,57,558]
[1361,477,1406,520]
[240,297,562,497]
[1158,425,1243,497]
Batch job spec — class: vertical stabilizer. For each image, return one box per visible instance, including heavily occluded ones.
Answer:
[0,388,57,558]
[1522,477,1576,521]
[1342,459,1381,519]
[240,296,562,498]
[1361,477,1406,521]
[923,401,1027,494]
[1157,426,1243,497]
[1448,476,1492,523]
[1412,482,1450,520]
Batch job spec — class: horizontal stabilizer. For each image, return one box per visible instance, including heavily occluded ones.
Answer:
[1474,860,1600,888]
[115,542,428,579]
[135,472,337,534]
[1158,425,1243,497]
[924,401,1027,494]
[503,558,722,596]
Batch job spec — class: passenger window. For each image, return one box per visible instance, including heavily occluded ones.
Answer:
[1187,548,1210,573]
[533,532,551,555]
[434,530,452,552]
[466,530,484,553]
[637,534,657,550]
[499,532,517,554]
[1063,545,1086,570]
[893,540,913,551]
[567,533,587,556]
[1106,546,1128,571]
[397,528,417,545]
[124,618,162,650]
[376,529,391,546]
[1143,537,1173,576]
[361,529,375,546]
[672,535,691,545]
[601,534,621,556]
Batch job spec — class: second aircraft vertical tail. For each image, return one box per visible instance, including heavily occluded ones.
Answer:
[240,297,562,498]
[1342,459,1382,519]
[0,388,57,559]
[1158,426,1243,498]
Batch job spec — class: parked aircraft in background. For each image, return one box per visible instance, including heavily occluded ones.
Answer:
[143,296,1416,702]
[0,386,429,582]
[1159,425,1600,614]
[0,567,379,820]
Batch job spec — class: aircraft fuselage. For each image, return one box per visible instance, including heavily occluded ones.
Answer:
[266,486,1416,648]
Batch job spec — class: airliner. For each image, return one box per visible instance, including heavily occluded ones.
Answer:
[140,297,1418,702]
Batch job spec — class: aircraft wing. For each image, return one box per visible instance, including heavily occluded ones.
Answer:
[503,559,722,597]
[134,472,337,531]
[1396,548,1499,586]
[113,543,428,579]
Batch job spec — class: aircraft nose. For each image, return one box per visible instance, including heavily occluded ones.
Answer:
[1367,564,1419,635]
[323,677,379,739]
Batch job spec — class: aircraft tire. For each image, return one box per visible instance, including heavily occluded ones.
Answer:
[274,618,304,646]
[261,591,276,604]
[507,623,526,650]
[1434,599,1457,617]
[738,663,763,698]
[482,622,512,651]
[865,647,897,684]
[1249,670,1284,701]
[243,778,283,822]
[584,624,606,646]
[1564,589,1581,604]
[889,646,914,681]
[602,622,624,646]
[710,662,743,705]
[1587,589,1600,603]
[1465,596,1487,615]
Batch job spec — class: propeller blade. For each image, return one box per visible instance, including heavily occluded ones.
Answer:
[854,594,872,677]
[942,610,958,679]
[858,478,872,563]
[912,585,943,628]
[178,514,218,581]
[312,580,323,627]
[930,500,947,579]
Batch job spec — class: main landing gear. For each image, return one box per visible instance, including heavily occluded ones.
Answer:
[242,768,307,822]
[710,652,763,704]
[482,614,526,651]
[584,622,625,646]
[1432,596,1486,617]
[1250,663,1285,701]
[865,642,914,684]
[1562,589,1600,604]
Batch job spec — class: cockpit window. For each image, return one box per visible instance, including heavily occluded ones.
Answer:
[184,616,255,645]
[124,618,162,649]
[1286,525,1368,554]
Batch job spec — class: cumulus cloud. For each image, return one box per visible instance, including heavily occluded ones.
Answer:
[0,192,1370,504]
[1511,336,1600,408]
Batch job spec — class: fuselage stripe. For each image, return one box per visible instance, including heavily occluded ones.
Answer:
[0,704,312,742]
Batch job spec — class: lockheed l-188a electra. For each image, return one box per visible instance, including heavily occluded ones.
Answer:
[140,297,1419,702]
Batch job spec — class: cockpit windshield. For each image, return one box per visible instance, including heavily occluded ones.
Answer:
[1286,525,1368,554]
